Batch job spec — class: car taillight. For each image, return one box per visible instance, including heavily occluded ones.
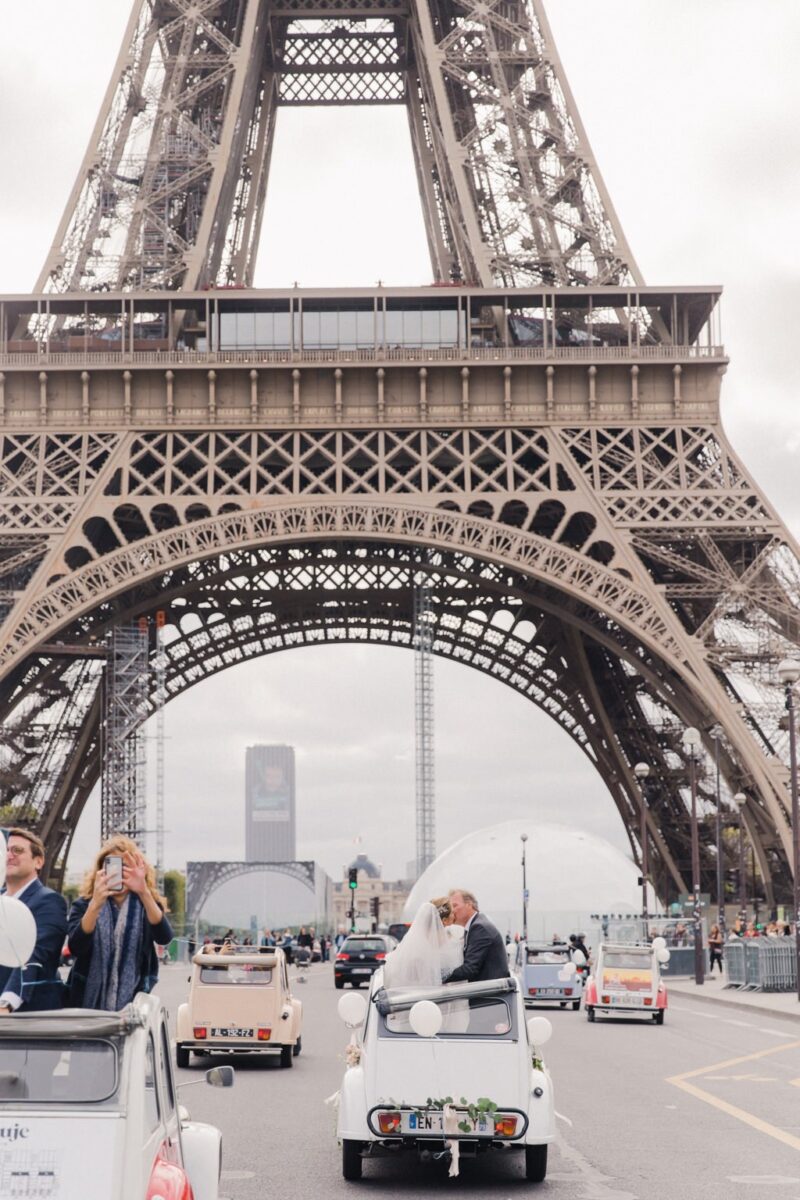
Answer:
[528,987,537,995]
[377,1111,401,1134]
[374,952,386,960]
[601,995,610,1004]
[564,988,573,996]
[257,1027,272,1041]
[193,1026,207,1039]
[146,1157,193,1200]
[336,953,350,961]
[643,997,652,1006]
[494,1116,518,1137]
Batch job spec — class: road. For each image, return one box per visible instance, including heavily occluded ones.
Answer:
[156,963,800,1199]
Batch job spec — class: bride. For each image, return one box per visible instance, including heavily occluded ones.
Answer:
[383,896,464,989]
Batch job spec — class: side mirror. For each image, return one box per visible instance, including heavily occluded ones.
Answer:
[527,1016,553,1047]
[205,1065,235,1089]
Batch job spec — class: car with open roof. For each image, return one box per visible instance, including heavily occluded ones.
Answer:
[0,993,231,1200]
[583,939,670,1023]
[335,971,556,1183]
[176,945,302,1068]
[515,940,585,1010]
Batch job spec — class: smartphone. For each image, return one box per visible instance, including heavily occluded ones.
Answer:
[104,855,124,893]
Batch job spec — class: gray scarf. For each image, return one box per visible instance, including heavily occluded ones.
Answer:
[84,893,146,1011]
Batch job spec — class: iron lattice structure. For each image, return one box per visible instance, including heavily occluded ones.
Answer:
[0,0,797,907]
[100,623,149,841]
[414,568,435,877]
[38,0,639,292]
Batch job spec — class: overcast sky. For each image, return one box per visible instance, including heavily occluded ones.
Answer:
[1,3,798,883]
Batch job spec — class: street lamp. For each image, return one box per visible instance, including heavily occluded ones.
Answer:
[710,725,725,937]
[682,726,704,985]
[633,762,650,927]
[520,834,529,944]
[734,792,747,929]
[777,657,800,1003]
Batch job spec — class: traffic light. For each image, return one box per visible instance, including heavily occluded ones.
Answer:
[370,895,380,919]
[348,867,358,890]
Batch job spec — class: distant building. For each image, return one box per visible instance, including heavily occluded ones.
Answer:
[245,744,296,862]
[332,853,411,931]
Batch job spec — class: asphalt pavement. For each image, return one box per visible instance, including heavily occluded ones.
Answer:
[156,963,800,1200]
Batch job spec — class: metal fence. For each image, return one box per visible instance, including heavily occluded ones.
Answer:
[724,937,797,992]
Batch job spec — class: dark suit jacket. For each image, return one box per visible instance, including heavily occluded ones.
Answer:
[0,877,67,1010]
[443,912,510,984]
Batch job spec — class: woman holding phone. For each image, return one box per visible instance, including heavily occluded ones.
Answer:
[66,836,172,1010]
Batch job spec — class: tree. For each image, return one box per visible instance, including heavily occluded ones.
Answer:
[163,869,186,932]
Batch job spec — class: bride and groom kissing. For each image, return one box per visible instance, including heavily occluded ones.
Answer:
[384,888,510,989]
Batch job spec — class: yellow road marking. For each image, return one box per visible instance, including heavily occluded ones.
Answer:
[791,1078,800,1089]
[667,1039,800,1152]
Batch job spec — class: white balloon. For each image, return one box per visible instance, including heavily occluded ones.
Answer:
[337,991,368,1027]
[527,1016,553,1047]
[408,1000,443,1038]
[656,947,671,964]
[557,963,576,981]
[0,895,36,968]
[651,936,667,951]
[571,949,587,966]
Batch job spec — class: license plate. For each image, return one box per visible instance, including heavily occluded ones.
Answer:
[537,988,561,996]
[611,994,642,1006]
[401,1112,493,1136]
[352,968,372,974]
[210,1027,255,1036]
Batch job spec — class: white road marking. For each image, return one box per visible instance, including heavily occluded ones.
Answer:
[727,1177,800,1185]
[220,1170,255,1181]
[702,1074,778,1082]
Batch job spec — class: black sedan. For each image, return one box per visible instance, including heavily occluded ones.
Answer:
[334,935,397,988]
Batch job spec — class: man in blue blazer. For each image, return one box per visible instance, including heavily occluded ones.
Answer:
[0,828,67,1012]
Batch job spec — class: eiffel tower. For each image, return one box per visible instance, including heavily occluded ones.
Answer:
[1,0,798,910]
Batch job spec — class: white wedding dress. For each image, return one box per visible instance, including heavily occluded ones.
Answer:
[383,902,465,988]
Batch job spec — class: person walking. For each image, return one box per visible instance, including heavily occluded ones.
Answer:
[708,924,724,975]
[0,828,67,1013]
[66,836,172,1011]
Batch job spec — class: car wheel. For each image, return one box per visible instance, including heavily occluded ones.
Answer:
[293,1036,302,1057]
[571,1000,580,1011]
[280,1044,293,1068]
[654,1010,665,1025]
[176,1043,190,1069]
[586,1006,595,1022]
[335,979,344,989]
[342,1139,363,1181]
[525,1144,548,1182]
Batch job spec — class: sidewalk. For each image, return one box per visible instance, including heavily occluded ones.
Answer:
[668,975,800,1021]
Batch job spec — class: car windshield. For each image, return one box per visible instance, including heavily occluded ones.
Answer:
[602,953,651,969]
[0,1039,118,1104]
[199,964,273,984]
[343,940,385,953]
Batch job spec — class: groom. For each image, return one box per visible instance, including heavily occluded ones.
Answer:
[442,889,510,983]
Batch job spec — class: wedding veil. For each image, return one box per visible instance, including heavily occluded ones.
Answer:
[383,902,450,988]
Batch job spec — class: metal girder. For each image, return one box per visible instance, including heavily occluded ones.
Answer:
[37,0,640,290]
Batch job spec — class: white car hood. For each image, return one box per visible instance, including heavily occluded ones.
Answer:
[0,1113,123,1198]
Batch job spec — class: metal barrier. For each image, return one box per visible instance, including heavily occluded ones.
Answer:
[724,937,797,992]
[660,947,709,976]
[723,939,745,987]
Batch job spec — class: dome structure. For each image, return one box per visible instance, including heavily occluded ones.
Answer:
[404,820,649,942]
[349,852,381,879]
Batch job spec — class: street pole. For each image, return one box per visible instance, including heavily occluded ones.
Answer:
[634,762,650,930]
[711,726,725,937]
[683,727,704,985]
[777,659,800,1003]
[734,792,747,928]
[521,833,529,943]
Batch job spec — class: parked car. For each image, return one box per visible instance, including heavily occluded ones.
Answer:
[515,941,584,1010]
[334,934,397,989]
[336,972,556,1182]
[176,946,302,1067]
[584,940,670,1023]
[0,992,231,1199]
